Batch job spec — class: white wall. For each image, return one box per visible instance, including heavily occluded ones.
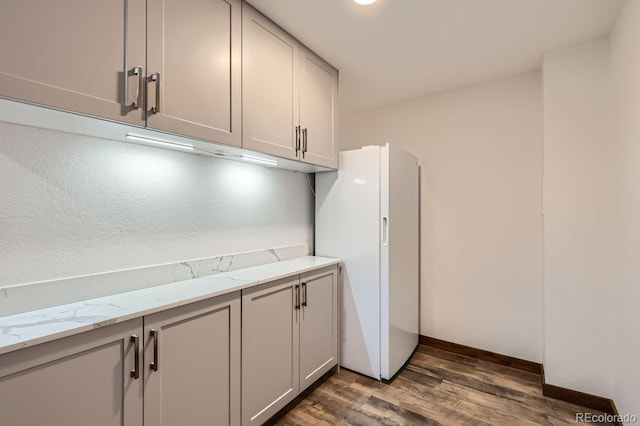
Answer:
[343,72,544,362]
[542,38,616,397]
[610,0,640,417]
[0,122,313,287]
[541,3,640,414]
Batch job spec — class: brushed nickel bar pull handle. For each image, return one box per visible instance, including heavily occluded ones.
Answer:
[150,72,160,114]
[295,284,301,310]
[125,66,142,109]
[295,125,301,156]
[302,128,308,158]
[301,282,307,307]
[130,66,143,109]
[150,329,159,372]
[130,334,140,379]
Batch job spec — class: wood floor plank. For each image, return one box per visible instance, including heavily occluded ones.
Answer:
[411,350,541,395]
[392,372,538,425]
[420,345,541,385]
[274,345,614,425]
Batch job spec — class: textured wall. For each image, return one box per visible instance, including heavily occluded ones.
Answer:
[342,72,544,362]
[0,122,314,287]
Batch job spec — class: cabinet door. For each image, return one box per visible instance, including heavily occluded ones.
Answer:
[242,276,300,425]
[299,266,338,391]
[0,0,146,126]
[147,0,241,147]
[242,4,299,160]
[144,292,241,426]
[0,319,143,426]
[299,46,339,168]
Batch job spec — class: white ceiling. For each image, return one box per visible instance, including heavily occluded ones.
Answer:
[247,0,623,111]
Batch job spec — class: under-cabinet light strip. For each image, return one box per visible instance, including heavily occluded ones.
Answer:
[240,154,279,166]
[125,134,195,151]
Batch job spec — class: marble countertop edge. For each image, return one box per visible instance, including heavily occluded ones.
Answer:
[0,256,340,356]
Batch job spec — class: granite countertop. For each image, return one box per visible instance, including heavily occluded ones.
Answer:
[0,256,340,356]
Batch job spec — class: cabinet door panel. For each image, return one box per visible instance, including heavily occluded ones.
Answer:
[300,266,338,391]
[242,4,299,160]
[0,319,143,426]
[0,0,146,125]
[147,0,241,146]
[242,277,299,425]
[144,293,240,426]
[300,47,338,168]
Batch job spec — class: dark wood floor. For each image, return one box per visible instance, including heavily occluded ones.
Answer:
[273,345,614,425]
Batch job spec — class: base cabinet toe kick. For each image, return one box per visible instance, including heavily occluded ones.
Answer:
[0,264,338,426]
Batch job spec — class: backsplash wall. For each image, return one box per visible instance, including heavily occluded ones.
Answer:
[0,121,314,287]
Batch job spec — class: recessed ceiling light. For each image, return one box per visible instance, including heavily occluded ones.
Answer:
[354,0,377,5]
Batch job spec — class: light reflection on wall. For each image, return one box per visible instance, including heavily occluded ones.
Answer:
[216,159,268,203]
[111,144,184,194]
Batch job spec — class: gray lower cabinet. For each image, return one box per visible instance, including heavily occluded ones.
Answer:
[0,292,240,426]
[242,276,300,425]
[0,318,144,426]
[242,266,338,425]
[299,267,338,392]
[144,292,241,426]
[0,266,336,426]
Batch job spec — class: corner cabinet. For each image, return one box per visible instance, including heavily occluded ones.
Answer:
[0,319,144,426]
[242,265,338,425]
[242,4,339,168]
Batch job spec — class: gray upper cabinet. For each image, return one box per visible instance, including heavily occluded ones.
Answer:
[0,0,240,146]
[242,3,339,168]
[299,46,339,169]
[0,318,144,426]
[242,4,300,160]
[144,293,241,426]
[0,0,146,126]
[1,0,337,167]
[146,0,241,147]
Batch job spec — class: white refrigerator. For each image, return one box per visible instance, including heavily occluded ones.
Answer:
[315,143,420,380]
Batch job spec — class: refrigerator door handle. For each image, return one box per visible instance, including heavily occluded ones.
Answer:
[382,216,388,246]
